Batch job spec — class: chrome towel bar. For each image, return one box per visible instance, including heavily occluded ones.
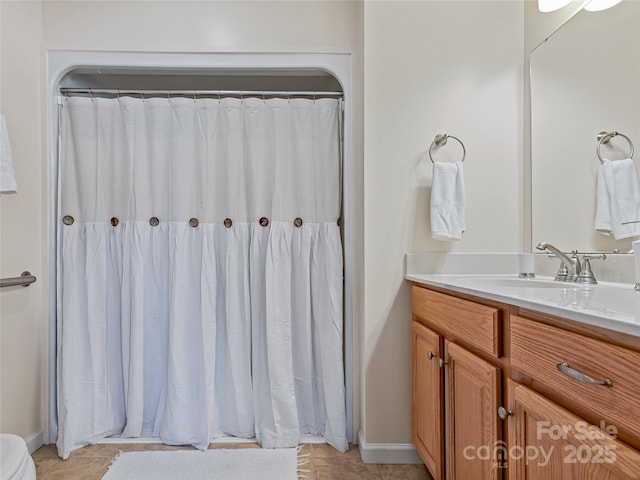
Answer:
[1,271,36,288]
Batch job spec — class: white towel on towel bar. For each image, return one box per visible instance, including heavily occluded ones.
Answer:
[430,160,465,241]
[594,158,640,240]
[0,114,17,193]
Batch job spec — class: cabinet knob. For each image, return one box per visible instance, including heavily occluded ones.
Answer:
[497,406,513,420]
[427,352,436,360]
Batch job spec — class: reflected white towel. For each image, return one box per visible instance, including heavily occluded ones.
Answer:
[0,114,17,193]
[594,158,640,240]
[431,160,465,241]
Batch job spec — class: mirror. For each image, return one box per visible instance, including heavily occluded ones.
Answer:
[530,1,640,253]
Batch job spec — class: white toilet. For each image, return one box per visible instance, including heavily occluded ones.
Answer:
[0,434,36,480]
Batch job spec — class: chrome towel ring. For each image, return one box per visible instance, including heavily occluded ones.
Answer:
[597,131,634,163]
[429,134,466,164]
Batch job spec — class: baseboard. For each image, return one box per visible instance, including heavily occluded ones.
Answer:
[24,429,45,454]
[357,430,423,464]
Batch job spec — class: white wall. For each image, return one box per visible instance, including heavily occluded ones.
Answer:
[0,0,45,446]
[41,0,361,53]
[363,0,523,444]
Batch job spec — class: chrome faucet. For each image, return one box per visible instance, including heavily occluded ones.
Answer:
[536,242,606,284]
[535,242,581,282]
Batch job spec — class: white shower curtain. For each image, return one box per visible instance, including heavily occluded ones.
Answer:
[56,95,347,459]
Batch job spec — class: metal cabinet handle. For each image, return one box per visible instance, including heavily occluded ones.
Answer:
[427,352,435,360]
[557,362,612,387]
[497,406,513,420]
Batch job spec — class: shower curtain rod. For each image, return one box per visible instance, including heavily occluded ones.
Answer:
[59,88,344,98]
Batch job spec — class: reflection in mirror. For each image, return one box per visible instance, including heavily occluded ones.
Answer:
[530,1,640,253]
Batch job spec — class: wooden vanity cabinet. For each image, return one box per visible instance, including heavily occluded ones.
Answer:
[411,283,640,480]
[411,286,504,480]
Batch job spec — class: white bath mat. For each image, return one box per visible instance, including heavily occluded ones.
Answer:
[102,448,300,480]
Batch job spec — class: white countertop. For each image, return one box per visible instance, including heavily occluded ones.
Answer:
[406,273,640,339]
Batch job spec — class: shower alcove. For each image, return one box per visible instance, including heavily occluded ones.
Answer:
[47,51,355,454]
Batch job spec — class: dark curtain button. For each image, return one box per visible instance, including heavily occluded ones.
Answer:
[294,217,303,228]
[224,218,233,228]
[110,217,119,227]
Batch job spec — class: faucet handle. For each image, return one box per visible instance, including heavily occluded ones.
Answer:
[576,254,606,285]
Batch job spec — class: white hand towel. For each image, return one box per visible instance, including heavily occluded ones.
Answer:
[430,160,465,241]
[594,158,640,240]
[0,114,17,193]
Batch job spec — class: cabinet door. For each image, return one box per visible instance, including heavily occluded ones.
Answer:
[412,321,444,480]
[507,380,640,480]
[445,341,502,480]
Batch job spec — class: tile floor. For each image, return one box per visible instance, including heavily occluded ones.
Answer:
[33,442,434,480]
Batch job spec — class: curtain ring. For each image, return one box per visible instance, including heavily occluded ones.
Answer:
[262,91,266,104]
[149,216,159,226]
[259,217,269,227]
[224,218,233,228]
[218,90,221,102]
[110,217,119,227]
[294,217,303,228]
[193,90,197,102]
[62,215,74,225]
[189,217,199,228]
[140,90,144,100]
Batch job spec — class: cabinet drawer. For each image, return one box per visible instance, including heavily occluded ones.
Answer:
[511,315,640,440]
[412,286,502,358]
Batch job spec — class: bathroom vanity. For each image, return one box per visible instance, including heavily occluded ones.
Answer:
[408,274,640,480]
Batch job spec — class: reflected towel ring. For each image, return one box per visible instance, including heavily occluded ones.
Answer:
[597,131,634,163]
[429,134,466,164]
